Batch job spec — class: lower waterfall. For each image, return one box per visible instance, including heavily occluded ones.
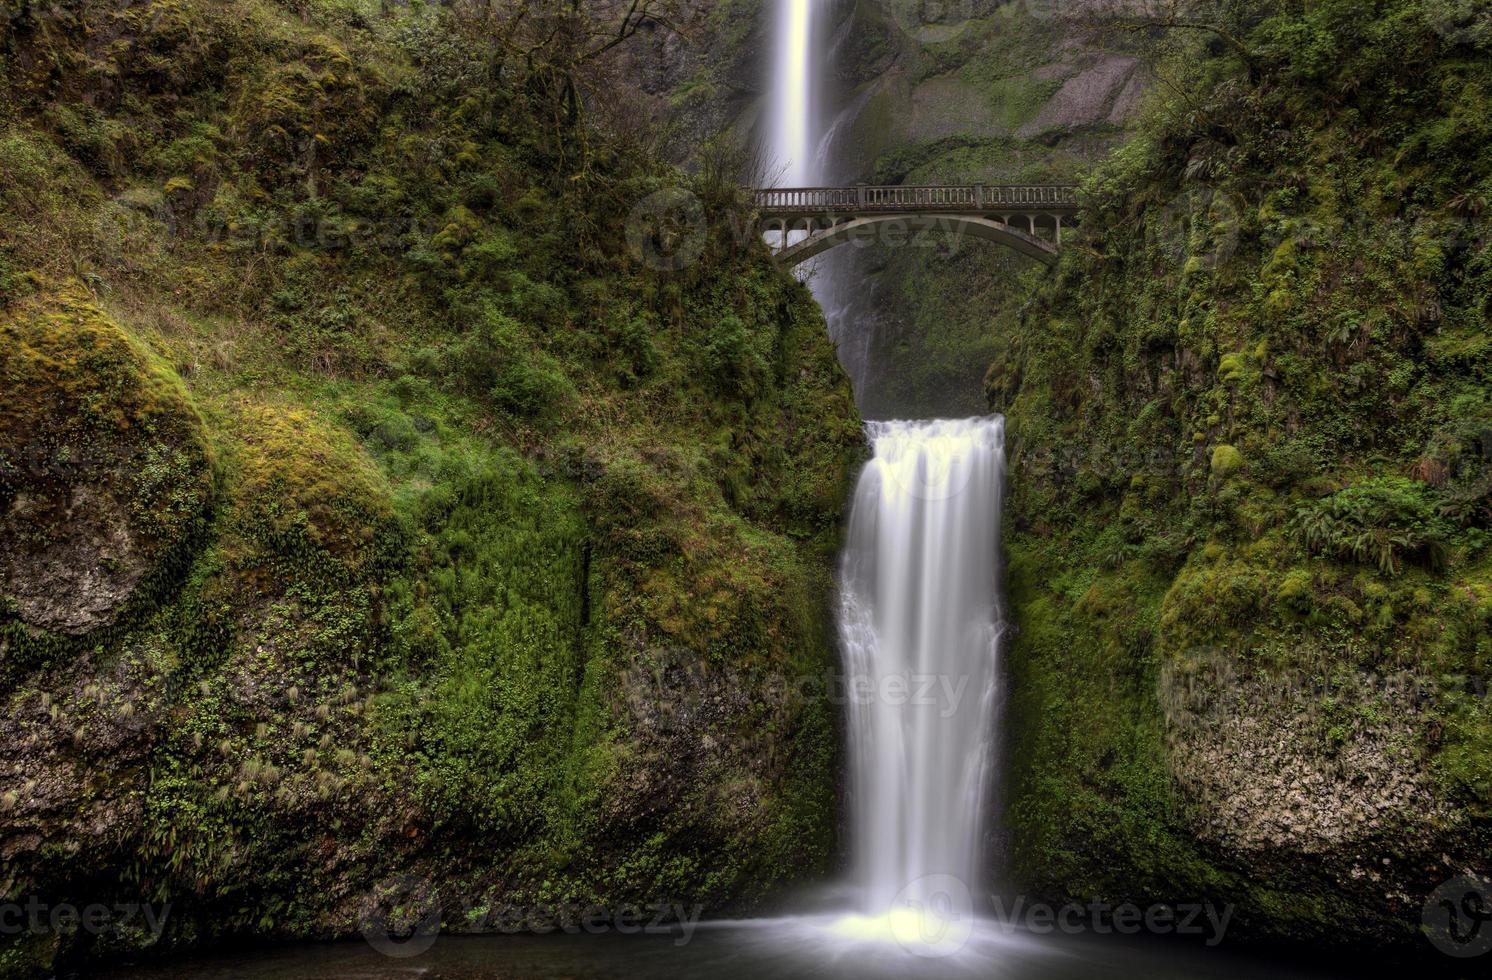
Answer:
[831,416,1007,950]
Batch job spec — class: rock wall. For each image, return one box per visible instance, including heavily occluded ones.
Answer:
[817,0,1144,419]
[993,0,1492,947]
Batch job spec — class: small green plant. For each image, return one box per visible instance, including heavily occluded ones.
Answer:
[702,314,770,402]
[1290,477,1452,575]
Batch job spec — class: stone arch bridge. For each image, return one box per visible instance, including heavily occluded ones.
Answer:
[754,184,1078,268]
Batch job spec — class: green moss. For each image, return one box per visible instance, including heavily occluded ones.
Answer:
[0,285,214,648]
[1275,568,1314,613]
[1210,444,1244,478]
[222,400,400,575]
[993,0,1492,945]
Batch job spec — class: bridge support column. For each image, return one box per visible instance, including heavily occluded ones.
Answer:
[1055,215,1062,245]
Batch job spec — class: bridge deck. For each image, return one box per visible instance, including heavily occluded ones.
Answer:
[755,184,1078,220]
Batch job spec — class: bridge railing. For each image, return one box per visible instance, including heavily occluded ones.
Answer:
[754,184,1078,213]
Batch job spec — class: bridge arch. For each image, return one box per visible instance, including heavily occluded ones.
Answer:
[772,214,1059,268]
[755,184,1077,270]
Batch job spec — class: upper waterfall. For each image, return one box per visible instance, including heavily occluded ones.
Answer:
[769,0,821,187]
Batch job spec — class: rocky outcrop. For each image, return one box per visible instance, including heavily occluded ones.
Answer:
[814,2,1146,418]
[1161,660,1473,931]
[1018,54,1139,137]
[0,289,213,641]
[2,487,147,635]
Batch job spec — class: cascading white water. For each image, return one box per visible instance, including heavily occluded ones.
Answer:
[771,0,817,187]
[764,5,1008,952]
[764,0,873,406]
[833,418,1006,943]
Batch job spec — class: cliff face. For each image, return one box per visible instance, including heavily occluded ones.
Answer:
[0,2,858,975]
[817,0,1145,418]
[991,0,1492,946]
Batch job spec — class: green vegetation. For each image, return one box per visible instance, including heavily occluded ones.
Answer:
[0,1,857,974]
[995,0,1492,945]
[826,2,1135,417]
[1290,476,1453,575]
[0,286,214,659]
[6,0,1489,968]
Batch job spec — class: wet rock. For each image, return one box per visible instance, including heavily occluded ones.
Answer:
[1019,56,1141,138]
[1,485,146,635]
[0,287,213,640]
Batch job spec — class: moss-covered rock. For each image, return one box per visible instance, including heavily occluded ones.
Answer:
[0,2,859,975]
[222,401,400,577]
[1209,443,1244,478]
[0,286,213,640]
[995,0,1492,947]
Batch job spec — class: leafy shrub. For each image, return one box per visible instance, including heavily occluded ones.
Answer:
[447,306,573,417]
[461,228,520,281]
[509,276,567,329]
[1290,477,1452,574]
[610,312,659,386]
[43,103,124,176]
[489,350,572,417]
[702,314,770,402]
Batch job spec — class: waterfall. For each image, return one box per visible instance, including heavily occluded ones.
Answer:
[770,0,818,187]
[832,418,1006,946]
[764,5,1009,953]
[764,0,871,408]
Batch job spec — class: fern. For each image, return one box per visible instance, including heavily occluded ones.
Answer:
[1289,477,1451,575]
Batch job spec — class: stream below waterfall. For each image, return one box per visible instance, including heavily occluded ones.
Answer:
[96,921,1356,979]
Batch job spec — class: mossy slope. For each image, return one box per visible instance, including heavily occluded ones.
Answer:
[0,1,858,975]
[995,0,1492,945]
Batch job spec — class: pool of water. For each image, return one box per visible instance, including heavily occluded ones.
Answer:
[95,915,1355,980]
